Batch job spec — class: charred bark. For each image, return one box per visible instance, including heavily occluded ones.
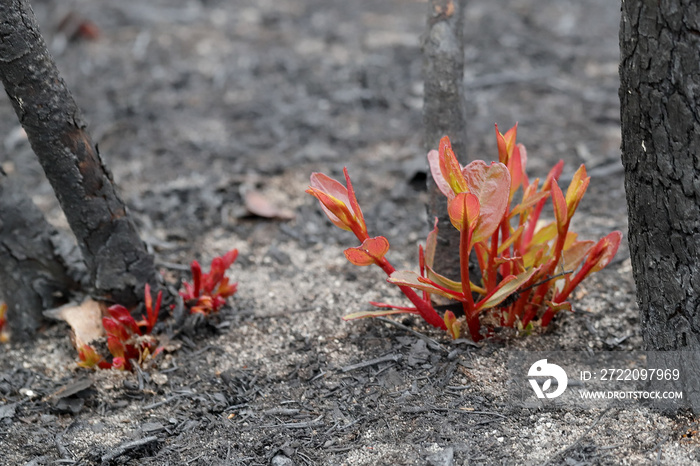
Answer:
[620,0,700,412]
[422,0,468,281]
[0,0,156,306]
[0,169,83,339]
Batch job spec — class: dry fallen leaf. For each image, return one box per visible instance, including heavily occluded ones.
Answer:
[244,190,296,220]
[44,298,105,349]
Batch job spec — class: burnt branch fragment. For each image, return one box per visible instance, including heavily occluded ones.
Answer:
[422,0,468,281]
[0,169,82,339]
[0,0,157,306]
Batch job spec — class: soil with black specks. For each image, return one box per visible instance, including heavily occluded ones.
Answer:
[2,0,699,465]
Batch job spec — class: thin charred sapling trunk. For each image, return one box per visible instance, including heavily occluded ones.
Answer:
[0,0,157,307]
[620,0,700,412]
[0,169,82,339]
[422,0,468,281]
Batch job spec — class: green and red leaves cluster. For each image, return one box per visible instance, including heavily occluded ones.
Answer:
[78,284,163,371]
[179,249,239,315]
[307,170,446,329]
[307,124,621,341]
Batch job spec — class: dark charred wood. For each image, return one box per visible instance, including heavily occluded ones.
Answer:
[620,0,700,412]
[0,169,83,339]
[0,0,157,306]
[422,0,468,281]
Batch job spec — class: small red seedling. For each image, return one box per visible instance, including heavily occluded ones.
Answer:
[0,303,8,343]
[179,249,239,315]
[308,124,621,341]
[78,284,163,371]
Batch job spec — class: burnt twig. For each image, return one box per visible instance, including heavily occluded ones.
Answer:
[100,436,159,463]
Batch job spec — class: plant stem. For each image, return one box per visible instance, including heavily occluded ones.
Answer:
[375,257,446,330]
[459,225,480,341]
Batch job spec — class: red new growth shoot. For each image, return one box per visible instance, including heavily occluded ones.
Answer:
[78,284,163,371]
[308,124,621,341]
[180,249,239,315]
[0,303,8,343]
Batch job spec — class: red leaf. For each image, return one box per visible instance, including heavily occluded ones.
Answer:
[429,136,468,199]
[508,145,523,198]
[427,150,454,199]
[462,161,510,243]
[222,249,239,269]
[77,344,103,369]
[307,171,366,234]
[448,192,480,233]
[495,123,518,164]
[107,305,141,336]
[587,231,623,273]
[344,167,366,233]
[139,284,161,334]
[111,357,127,371]
[550,179,568,232]
[106,334,126,359]
[443,310,460,339]
[561,240,595,273]
[516,143,530,189]
[216,278,238,298]
[344,236,390,266]
[565,165,590,219]
[191,261,202,297]
[204,257,226,293]
[102,317,129,341]
[543,160,564,191]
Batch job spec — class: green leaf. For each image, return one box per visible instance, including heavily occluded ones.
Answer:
[426,265,464,293]
[475,269,536,311]
[438,136,469,195]
[551,179,568,232]
[343,308,419,320]
[545,300,572,314]
[497,225,524,255]
[523,243,549,269]
[443,310,460,339]
[561,240,594,272]
[565,165,590,219]
[509,190,549,217]
[388,270,463,301]
[424,219,438,269]
[530,222,556,245]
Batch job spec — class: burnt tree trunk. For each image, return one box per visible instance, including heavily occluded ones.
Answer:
[620,0,700,412]
[0,169,83,339]
[0,0,156,307]
[422,0,468,281]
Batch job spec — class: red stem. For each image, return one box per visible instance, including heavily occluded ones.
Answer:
[375,257,446,330]
[487,229,499,290]
[554,261,594,303]
[459,225,480,341]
